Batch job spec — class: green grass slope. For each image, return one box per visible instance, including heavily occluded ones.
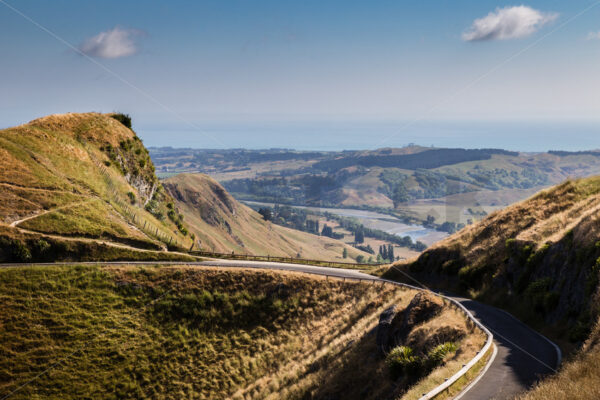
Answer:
[0,113,194,262]
[0,265,482,400]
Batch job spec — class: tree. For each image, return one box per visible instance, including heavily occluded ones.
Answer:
[425,215,436,228]
[414,241,427,252]
[439,221,457,233]
[356,255,365,263]
[355,228,365,244]
[392,182,410,208]
[322,224,334,238]
[343,248,348,259]
[258,207,272,221]
[387,244,394,261]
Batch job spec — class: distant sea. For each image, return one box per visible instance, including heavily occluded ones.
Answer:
[139,120,600,152]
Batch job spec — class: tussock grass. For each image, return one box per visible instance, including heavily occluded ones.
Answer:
[164,173,371,261]
[0,266,397,399]
[0,266,478,399]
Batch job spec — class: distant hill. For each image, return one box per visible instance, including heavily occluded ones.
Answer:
[163,173,370,260]
[0,113,197,262]
[149,147,600,227]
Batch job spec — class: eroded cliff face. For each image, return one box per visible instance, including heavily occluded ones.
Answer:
[100,135,158,205]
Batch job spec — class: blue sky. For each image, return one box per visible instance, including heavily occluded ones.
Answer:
[1,0,600,150]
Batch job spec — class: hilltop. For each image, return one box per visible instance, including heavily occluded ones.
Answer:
[163,173,369,260]
[382,175,600,399]
[0,113,369,263]
[0,113,197,262]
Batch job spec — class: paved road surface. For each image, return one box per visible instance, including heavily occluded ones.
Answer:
[1,259,561,399]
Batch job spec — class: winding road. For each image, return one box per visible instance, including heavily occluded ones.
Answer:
[0,259,561,399]
[199,260,561,399]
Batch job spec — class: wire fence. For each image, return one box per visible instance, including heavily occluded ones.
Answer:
[85,144,189,250]
[189,250,385,269]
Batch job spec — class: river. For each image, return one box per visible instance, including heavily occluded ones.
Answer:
[242,201,448,246]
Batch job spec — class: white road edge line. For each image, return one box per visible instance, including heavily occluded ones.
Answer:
[453,344,498,400]
[494,308,562,368]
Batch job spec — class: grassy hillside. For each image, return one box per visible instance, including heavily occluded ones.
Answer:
[0,113,201,262]
[384,176,600,341]
[0,265,483,399]
[381,175,600,398]
[164,173,371,261]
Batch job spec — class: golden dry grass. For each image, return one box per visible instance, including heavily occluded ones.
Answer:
[518,318,600,400]
[164,173,370,261]
[0,265,481,400]
[0,113,194,253]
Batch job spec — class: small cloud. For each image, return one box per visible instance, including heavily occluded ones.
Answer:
[462,6,558,42]
[78,27,143,59]
[587,31,600,40]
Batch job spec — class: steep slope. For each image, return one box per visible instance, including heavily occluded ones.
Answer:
[382,175,600,398]
[0,113,194,262]
[164,173,370,261]
[385,176,600,340]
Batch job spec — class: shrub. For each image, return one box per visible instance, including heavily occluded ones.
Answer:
[127,192,136,205]
[103,160,111,167]
[386,346,422,378]
[425,342,457,371]
[167,209,177,221]
[111,113,132,129]
[0,238,32,262]
[32,239,51,255]
[145,200,165,221]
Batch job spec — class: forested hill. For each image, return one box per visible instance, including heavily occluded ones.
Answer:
[311,148,518,171]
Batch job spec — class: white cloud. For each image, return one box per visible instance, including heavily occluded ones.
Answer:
[587,31,600,40]
[462,6,558,42]
[78,27,142,59]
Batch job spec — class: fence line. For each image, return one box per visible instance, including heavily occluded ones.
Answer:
[189,250,384,269]
[85,144,186,249]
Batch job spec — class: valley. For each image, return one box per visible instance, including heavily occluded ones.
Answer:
[6,3,600,398]
[149,147,600,229]
[1,112,599,399]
